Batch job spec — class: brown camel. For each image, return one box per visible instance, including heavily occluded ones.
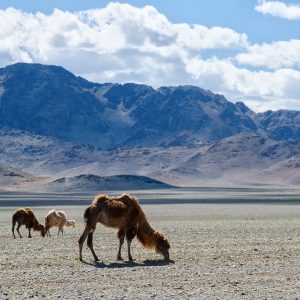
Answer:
[12,208,46,238]
[78,193,170,262]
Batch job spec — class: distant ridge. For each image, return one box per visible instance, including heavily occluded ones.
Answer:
[33,174,175,192]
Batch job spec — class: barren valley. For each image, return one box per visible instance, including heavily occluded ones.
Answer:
[1,189,300,299]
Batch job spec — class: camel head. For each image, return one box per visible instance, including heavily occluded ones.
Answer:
[37,224,46,237]
[66,220,76,228]
[154,232,170,259]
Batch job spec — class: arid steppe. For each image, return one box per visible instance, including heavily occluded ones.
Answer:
[1,189,300,299]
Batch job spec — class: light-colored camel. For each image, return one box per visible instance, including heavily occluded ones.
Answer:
[45,209,75,237]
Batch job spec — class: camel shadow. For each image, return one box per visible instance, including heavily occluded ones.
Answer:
[81,258,175,269]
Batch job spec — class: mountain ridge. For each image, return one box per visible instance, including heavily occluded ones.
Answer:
[1,63,298,149]
[0,63,299,189]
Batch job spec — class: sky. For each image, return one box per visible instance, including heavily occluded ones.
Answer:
[0,0,300,111]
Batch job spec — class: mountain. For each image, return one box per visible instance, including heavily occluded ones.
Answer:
[257,156,300,186]
[34,174,175,193]
[0,126,104,175]
[254,110,300,142]
[0,63,110,146]
[169,132,300,186]
[0,63,265,148]
[0,63,299,188]
[0,163,39,191]
[0,126,298,188]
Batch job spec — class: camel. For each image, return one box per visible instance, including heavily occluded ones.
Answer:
[12,208,46,238]
[45,209,75,237]
[78,193,170,262]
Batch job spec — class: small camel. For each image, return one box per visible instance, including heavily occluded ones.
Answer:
[78,193,170,262]
[45,209,75,237]
[12,208,46,238]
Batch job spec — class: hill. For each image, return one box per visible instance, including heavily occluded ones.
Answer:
[34,174,175,193]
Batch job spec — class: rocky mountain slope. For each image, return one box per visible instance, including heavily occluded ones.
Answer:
[0,163,38,191]
[0,63,299,189]
[0,127,298,188]
[254,110,300,142]
[0,126,102,175]
[170,132,300,186]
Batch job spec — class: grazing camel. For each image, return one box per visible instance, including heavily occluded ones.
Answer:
[12,208,46,238]
[78,193,170,262]
[45,209,75,237]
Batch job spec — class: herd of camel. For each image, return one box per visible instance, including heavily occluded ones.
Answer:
[11,193,170,262]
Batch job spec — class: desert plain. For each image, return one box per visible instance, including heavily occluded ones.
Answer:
[1,188,300,299]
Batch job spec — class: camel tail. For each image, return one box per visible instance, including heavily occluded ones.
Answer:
[12,212,18,238]
[83,205,92,223]
[12,213,16,225]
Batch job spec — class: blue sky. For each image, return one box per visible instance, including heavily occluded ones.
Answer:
[0,1,300,111]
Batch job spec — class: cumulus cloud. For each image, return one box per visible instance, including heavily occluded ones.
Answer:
[236,39,300,69]
[0,4,247,82]
[186,57,300,111]
[255,1,300,20]
[0,3,299,111]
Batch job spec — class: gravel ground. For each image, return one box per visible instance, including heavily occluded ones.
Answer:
[1,203,300,299]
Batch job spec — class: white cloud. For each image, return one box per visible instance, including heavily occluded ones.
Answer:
[186,57,300,111]
[0,3,299,111]
[0,4,247,76]
[236,39,300,69]
[255,1,300,20]
[175,24,248,50]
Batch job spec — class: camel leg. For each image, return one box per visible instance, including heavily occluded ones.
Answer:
[45,224,51,237]
[78,226,94,262]
[12,220,16,239]
[58,222,64,237]
[87,232,100,261]
[117,228,126,261]
[16,224,22,238]
[28,228,32,238]
[126,227,137,261]
[45,219,49,237]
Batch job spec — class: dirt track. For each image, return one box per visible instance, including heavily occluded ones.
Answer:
[1,203,300,299]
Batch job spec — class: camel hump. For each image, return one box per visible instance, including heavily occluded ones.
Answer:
[118,193,145,219]
[57,210,67,219]
[93,194,108,205]
[25,208,34,216]
[118,193,140,206]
